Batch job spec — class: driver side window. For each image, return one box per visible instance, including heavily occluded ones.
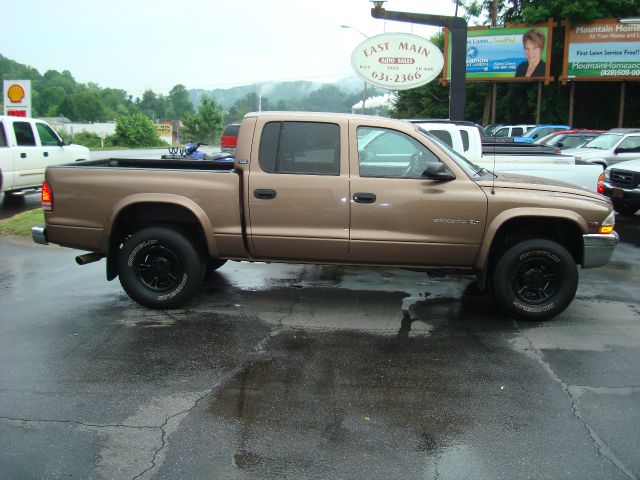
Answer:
[357,127,440,178]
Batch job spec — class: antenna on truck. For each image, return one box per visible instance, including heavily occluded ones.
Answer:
[491,148,496,195]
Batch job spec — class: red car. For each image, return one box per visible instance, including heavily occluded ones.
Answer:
[220,123,240,153]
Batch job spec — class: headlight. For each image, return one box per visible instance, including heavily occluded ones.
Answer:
[598,210,615,234]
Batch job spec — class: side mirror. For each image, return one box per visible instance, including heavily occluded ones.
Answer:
[613,147,624,154]
[557,142,564,148]
[422,162,455,181]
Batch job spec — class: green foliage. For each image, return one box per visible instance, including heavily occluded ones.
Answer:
[168,84,194,119]
[71,131,103,149]
[112,113,167,148]
[181,94,224,144]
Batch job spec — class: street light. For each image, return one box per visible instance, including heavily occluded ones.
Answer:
[341,24,369,114]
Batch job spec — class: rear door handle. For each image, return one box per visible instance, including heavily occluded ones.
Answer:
[353,192,376,204]
[44,152,49,157]
[254,189,277,200]
[20,153,27,158]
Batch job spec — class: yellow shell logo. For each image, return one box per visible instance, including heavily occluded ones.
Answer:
[7,84,25,103]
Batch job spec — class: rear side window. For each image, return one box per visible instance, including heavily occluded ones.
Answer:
[258,121,340,175]
[13,122,36,146]
[460,130,469,152]
[512,127,524,136]
[36,123,61,146]
[429,129,453,147]
[223,124,240,136]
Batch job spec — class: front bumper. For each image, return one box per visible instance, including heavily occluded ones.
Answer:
[31,225,48,245]
[582,232,618,268]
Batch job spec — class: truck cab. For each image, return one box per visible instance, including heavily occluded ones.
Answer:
[0,115,90,197]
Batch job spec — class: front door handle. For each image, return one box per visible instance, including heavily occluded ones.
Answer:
[44,152,49,157]
[20,153,27,158]
[353,192,376,204]
[254,189,277,200]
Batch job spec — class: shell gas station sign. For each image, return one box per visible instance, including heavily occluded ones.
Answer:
[3,80,32,117]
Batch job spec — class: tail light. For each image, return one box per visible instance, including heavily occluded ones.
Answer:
[41,181,53,212]
[596,171,605,194]
[220,135,238,149]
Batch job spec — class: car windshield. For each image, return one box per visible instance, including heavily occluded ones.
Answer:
[583,133,621,150]
[522,128,542,138]
[416,127,492,179]
[533,132,559,145]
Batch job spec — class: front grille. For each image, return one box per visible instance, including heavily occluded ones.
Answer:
[609,169,640,189]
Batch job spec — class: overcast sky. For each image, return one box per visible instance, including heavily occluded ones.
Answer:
[1,0,458,97]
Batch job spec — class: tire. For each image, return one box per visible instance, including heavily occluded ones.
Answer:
[612,201,639,216]
[117,227,204,309]
[492,239,578,321]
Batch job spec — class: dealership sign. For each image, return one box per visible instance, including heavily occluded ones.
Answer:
[563,19,640,81]
[351,33,444,90]
[3,80,32,117]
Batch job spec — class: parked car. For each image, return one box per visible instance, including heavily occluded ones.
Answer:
[0,115,90,198]
[534,129,605,150]
[597,158,640,215]
[490,124,536,138]
[564,129,640,168]
[513,125,571,143]
[220,123,240,153]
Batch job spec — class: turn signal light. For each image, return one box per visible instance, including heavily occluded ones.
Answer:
[41,181,53,212]
[598,225,614,234]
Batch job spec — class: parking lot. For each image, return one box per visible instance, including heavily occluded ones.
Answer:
[0,214,638,479]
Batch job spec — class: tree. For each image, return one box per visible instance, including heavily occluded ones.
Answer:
[181,94,224,144]
[168,84,194,120]
[112,113,166,148]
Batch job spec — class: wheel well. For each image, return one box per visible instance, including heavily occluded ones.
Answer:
[107,202,207,280]
[487,217,583,272]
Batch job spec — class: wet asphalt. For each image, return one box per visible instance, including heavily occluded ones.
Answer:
[0,215,639,479]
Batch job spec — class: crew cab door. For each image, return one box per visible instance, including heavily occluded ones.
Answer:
[33,121,65,167]
[247,118,350,261]
[349,121,487,267]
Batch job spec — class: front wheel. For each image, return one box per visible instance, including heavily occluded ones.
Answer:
[492,239,578,321]
[118,227,204,309]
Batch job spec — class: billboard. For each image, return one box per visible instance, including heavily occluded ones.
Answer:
[443,22,553,83]
[562,19,640,83]
[3,80,32,117]
[351,33,444,90]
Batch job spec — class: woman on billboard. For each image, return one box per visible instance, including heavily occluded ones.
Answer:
[515,29,546,77]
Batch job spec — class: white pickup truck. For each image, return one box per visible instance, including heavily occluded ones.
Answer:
[413,121,603,191]
[0,115,90,198]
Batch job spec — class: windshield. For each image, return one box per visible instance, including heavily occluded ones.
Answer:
[583,133,621,150]
[416,127,492,179]
[533,132,558,145]
[522,128,542,138]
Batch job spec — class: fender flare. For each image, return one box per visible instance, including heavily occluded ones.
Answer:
[474,207,588,270]
[102,193,219,258]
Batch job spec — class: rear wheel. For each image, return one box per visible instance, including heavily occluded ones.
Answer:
[118,227,204,309]
[492,239,578,321]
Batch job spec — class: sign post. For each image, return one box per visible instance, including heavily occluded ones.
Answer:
[3,80,32,117]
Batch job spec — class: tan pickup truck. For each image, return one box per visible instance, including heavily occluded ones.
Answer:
[32,112,619,321]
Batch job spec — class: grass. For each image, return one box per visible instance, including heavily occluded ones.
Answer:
[0,209,45,237]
